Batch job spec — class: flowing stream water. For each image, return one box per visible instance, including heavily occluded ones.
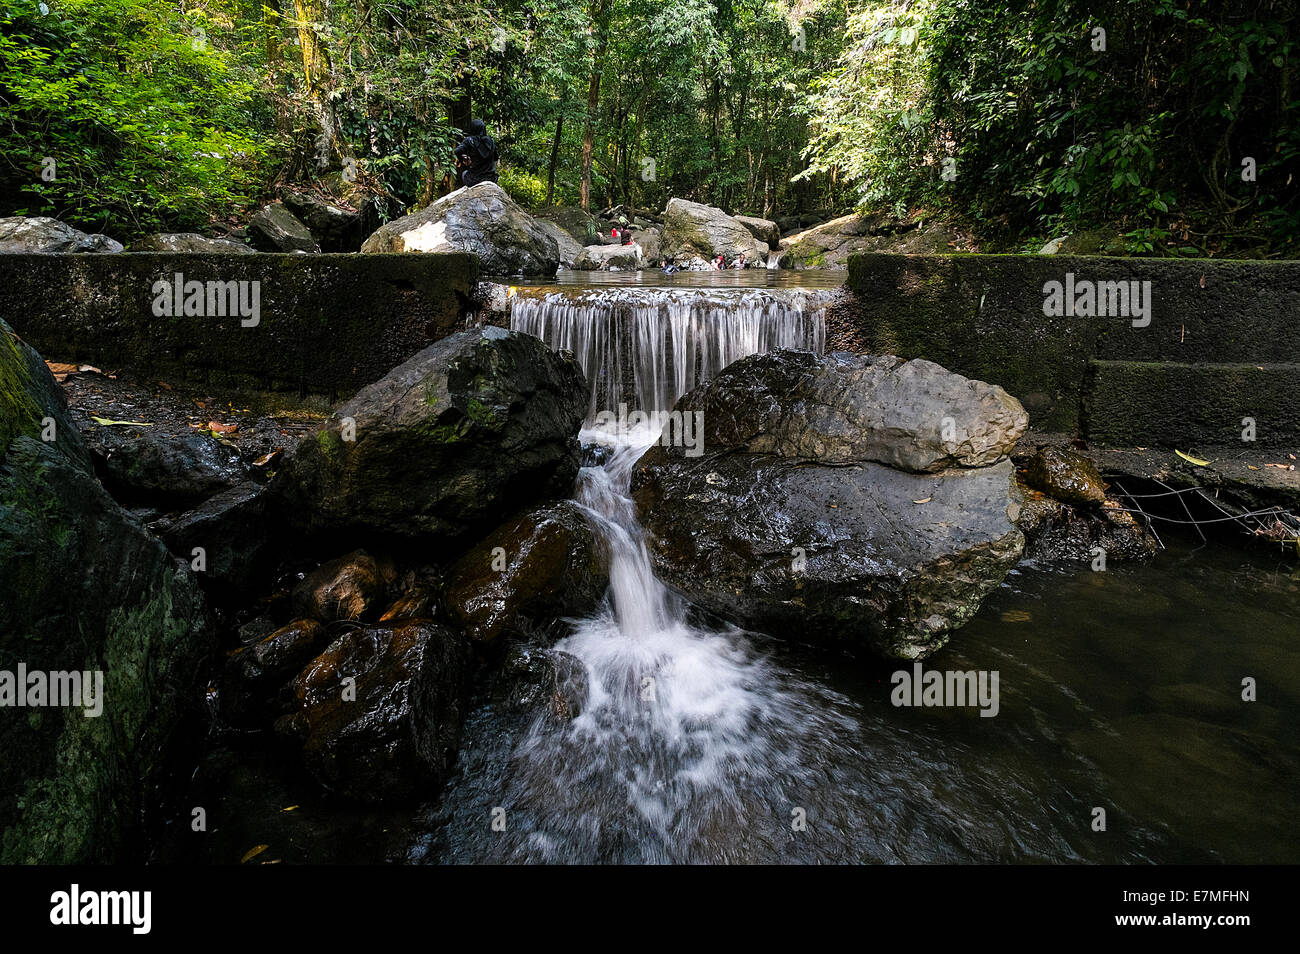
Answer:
[170,272,1299,865]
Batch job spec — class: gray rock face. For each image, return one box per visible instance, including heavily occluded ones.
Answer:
[775,213,966,268]
[572,243,643,270]
[536,219,583,267]
[660,198,768,264]
[631,349,1027,660]
[679,351,1028,473]
[131,233,254,254]
[733,214,780,247]
[280,189,372,252]
[248,203,320,253]
[631,227,663,266]
[0,216,123,254]
[272,326,587,545]
[0,319,212,862]
[361,182,559,277]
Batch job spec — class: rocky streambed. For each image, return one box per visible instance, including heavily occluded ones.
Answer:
[2,288,1297,864]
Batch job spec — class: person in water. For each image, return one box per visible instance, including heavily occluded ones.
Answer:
[711,254,725,269]
[454,119,499,187]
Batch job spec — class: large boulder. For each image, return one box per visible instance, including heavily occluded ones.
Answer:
[0,320,212,862]
[272,326,587,545]
[0,216,123,254]
[572,243,642,271]
[535,219,583,268]
[660,198,768,265]
[248,203,320,253]
[775,213,968,268]
[733,214,780,247]
[631,350,1028,660]
[275,621,471,801]
[361,182,559,277]
[130,233,254,254]
[280,188,371,252]
[444,501,609,643]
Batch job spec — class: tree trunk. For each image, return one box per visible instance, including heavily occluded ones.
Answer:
[580,0,611,212]
[546,111,564,206]
[291,0,350,173]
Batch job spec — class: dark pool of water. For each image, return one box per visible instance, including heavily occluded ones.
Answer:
[165,539,1300,865]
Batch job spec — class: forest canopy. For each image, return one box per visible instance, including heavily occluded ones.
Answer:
[1,0,1296,254]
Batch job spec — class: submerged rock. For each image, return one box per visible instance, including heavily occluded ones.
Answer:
[632,349,1026,660]
[276,622,471,801]
[0,216,123,254]
[494,646,588,722]
[272,326,587,546]
[444,501,609,643]
[361,182,559,276]
[0,319,212,862]
[661,198,768,265]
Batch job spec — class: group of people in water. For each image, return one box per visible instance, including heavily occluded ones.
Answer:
[454,119,752,269]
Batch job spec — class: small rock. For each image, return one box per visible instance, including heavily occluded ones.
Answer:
[1025,447,1107,506]
[292,550,392,622]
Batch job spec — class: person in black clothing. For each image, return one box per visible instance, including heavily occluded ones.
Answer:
[454,119,499,187]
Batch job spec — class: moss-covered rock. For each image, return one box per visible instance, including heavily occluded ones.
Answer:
[0,318,212,862]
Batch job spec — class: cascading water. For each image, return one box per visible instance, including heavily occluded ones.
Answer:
[509,286,829,416]
[422,282,876,863]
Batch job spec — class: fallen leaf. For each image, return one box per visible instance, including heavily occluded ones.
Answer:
[91,417,153,427]
[207,421,237,434]
[45,361,78,375]
[280,805,299,813]
[194,400,206,409]
[240,844,269,864]
[1175,449,1210,466]
[77,364,101,374]
[1199,274,1205,288]
[1247,465,1259,470]
[912,497,932,504]
[253,448,282,467]
[1001,610,1032,623]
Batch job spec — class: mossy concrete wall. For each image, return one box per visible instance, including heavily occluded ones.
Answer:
[0,252,478,397]
[844,254,1300,447]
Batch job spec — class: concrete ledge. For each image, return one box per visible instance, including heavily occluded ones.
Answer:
[843,253,1300,443]
[0,252,478,397]
[1084,361,1300,448]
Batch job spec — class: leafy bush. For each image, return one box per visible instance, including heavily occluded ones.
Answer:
[0,0,266,235]
[498,165,548,208]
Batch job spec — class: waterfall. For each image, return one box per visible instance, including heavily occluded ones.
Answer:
[452,281,860,863]
[509,286,829,416]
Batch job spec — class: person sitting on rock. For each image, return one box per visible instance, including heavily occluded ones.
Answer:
[453,119,499,187]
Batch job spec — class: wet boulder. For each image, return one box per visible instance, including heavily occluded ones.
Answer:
[275,622,472,801]
[632,349,1027,660]
[0,216,123,254]
[0,320,212,862]
[153,481,273,602]
[443,501,609,644]
[660,198,768,265]
[292,549,395,622]
[272,326,587,546]
[361,182,559,277]
[279,188,368,252]
[493,646,589,722]
[1013,478,1155,562]
[1024,446,1108,506]
[72,420,248,507]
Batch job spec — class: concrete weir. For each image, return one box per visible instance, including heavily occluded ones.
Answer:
[0,252,479,397]
[840,253,1300,448]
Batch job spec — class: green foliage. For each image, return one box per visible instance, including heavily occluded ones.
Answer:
[0,0,265,233]
[805,0,1300,255]
[499,166,548,208]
